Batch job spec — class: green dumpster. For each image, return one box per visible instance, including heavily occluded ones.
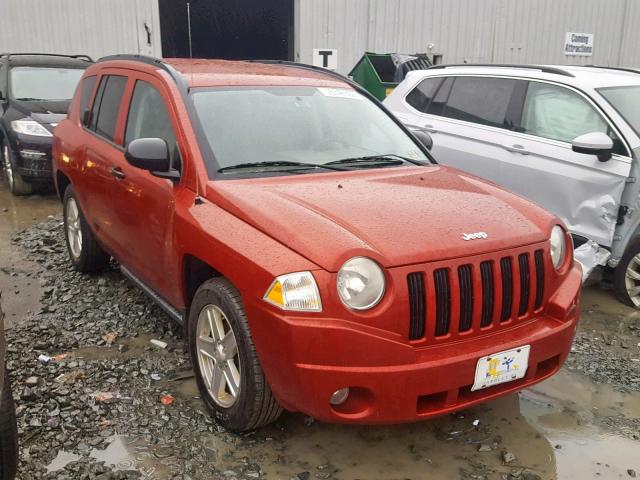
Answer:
[349,52,432,101]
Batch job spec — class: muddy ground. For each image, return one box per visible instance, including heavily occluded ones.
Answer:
[0,176,638,480]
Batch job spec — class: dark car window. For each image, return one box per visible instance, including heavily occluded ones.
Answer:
[91,75,127,142]
[0,63,6,99]
[79,76,97,126]
[125,81,176,147]
[442,76,519,129]
[405,77,442,113]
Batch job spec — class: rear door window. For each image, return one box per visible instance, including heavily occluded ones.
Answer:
[520,81,627,155]
[90,75,127,142]
[441,76,519,129]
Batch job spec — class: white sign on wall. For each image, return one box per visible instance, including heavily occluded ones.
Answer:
[564,32,594,56]
[313,49,338,70]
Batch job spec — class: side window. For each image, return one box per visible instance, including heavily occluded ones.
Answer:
[125,80,178,167]
[427,76,454,116]
[405,77,442,113]
[442,77,519,129]
[79,76,97,125]
[0,63,6,99]
[91,75,127,142]
[521,81,626,155]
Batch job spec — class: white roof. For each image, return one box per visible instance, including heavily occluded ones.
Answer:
[412,65,640,89]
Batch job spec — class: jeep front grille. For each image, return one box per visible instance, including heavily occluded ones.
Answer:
[407,248,546,341]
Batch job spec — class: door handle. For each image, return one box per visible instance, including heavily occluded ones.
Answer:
[110,166,126,180]
[503,144,529,155]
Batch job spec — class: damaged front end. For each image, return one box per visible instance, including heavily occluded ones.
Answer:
[574,240,611,283]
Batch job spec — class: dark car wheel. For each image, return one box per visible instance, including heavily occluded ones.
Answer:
[614,238,640,308]
[63,185,110,273]
[2,140,33,196]
[188,278,282,431]
[0,369,18,480]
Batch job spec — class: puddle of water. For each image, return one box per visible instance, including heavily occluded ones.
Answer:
[46,450,81,473]
[69,334,161,361]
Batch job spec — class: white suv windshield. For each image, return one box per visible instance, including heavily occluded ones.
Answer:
[191,86,429,175]
[10,67,85,101]
[599,85,640,135]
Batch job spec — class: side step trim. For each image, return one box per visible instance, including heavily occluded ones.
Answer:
[120,265,185,325]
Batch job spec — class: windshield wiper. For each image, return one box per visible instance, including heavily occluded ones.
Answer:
[218,161,347,173]
[15,97,46,101]
[325,154,426,167]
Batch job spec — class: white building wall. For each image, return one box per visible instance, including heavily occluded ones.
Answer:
[296,0,640,75]
[0,0,162,60]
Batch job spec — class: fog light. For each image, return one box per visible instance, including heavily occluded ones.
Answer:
[329,387,350,406]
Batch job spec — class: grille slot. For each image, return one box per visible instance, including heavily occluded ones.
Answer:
[500,257,513,321]
[534,250,545,309]
[480,261,494,327]
[407,272,426,340]
[458,265,473,332]
[434,269,451,336]
[518,253,531,316]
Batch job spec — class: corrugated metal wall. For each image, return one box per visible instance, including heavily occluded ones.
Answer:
[295,0,640,74]
[0,0,162,60]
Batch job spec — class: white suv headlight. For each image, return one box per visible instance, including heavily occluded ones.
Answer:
[337,257,386,310]
[11,119,52,137]
[264,271,322,312]
[550,225,566,270]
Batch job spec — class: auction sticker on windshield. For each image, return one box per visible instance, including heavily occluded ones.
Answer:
[318,87,363,99]
[471,345,530,391]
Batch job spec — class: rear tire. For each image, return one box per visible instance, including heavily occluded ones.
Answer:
[188,278,282,431]
[0,369,18,480]
[63,185,110,273]
[2,140,33,196]
[614,238,640,308]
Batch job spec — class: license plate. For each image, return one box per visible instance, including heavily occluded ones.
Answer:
[471,345,530,391]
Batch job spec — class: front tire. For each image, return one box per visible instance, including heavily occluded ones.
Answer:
[0,369,18,480]
[63,185,110,273]
[2,140,32,196]
[188,278,282,431]
[614,238,640,308]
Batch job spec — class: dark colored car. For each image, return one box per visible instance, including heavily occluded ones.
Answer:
[0,303,17,480]
[0,53,91,195]
[53,55,581,432]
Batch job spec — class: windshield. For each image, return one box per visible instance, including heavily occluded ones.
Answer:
[190,86,430,176]
[598,85,640,136]
[9,66,85,101]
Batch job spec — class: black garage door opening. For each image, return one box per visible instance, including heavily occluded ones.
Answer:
[159,0,294,61]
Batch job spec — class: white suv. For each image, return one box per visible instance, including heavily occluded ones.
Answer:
[384,64,640,307]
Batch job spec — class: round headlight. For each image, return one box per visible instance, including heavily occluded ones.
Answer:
[337,257,386,310]
[550,225,566,269]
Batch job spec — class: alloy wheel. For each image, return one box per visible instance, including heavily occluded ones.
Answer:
[65,197,83,260]
[624,254,640,307]
[3,145,14,191]
[196,304,241,408]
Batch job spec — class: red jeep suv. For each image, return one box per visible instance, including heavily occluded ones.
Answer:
[53,55,582,431]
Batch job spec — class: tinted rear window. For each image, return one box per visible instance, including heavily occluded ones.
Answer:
[442,77,518,129]
[93,75,127,142]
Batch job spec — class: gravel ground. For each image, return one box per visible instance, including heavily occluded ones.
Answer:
[4,215,640,479]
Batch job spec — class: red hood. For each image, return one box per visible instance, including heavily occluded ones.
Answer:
[206,166,555,272]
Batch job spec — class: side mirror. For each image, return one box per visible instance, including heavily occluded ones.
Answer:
[413,130,433,151]
[125,138,179,180]
[572,132,614,162]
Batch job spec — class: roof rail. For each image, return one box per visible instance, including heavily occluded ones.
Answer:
[96,54,188,95]
[0,53,93,62]
[427,63,575,78]
[584,65,640,75]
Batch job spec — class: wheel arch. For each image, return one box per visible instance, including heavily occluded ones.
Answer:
[182,254,223,310]
[56,170,71,201]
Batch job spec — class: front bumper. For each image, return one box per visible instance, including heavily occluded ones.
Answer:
[10,133,53,181]
[246,262,581,424]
